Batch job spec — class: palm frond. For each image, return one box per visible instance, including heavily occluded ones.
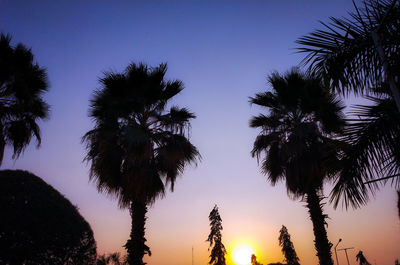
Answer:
[296,0,400,96]
[330,95,400,208]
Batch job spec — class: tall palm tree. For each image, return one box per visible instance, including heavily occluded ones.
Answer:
[83,63,200,265]
[0,33,49,165]
[296,0,400,209]
[250,69,345,265]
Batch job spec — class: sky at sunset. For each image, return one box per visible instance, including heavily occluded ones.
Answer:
[1,1,399,265]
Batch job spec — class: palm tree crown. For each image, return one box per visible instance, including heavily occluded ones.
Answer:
[83,62,199,207]
[0,33,49,165]
[250,69,345,198]
[83,62,200,265]
[250,69,345,265]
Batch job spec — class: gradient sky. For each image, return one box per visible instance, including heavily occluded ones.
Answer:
[1,1,399,265]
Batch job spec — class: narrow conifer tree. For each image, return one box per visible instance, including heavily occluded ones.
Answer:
[278,226,300,265]
[356,251,371,265]
[206,205,226,265]
[251,254,263,265]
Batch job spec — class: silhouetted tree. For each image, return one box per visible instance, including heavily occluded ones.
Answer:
[83,63,200,265]
[250,69,345,265]
[0,170,97,264]
[297,0,400,209]
[251,254,263,265]
[356,251,371,265]
[97,252,127,265]
[207,205,227,265]
[278,226,300,265]
[0,33,49,166]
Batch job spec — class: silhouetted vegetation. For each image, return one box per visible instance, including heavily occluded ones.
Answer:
[297,0,400,209]
[250,69,346,265]
[278,226,300,265]
[0,33,49,166]
[83,62,200,265]
[97,252,127,265]
[207,205,227,265]
[0,170,97,265]
[356,250,371,265]
[251,254,263,265]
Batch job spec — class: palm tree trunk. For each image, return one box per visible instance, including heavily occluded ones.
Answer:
[305,189,333,265]
[397,190,400,220]
[125,200,151,265]
[0,123,5,166]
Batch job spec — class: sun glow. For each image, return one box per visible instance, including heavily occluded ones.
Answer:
[232,244,257,265]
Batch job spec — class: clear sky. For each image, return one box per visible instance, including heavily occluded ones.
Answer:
[1,1,399,265]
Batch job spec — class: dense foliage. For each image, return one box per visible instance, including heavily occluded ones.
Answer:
[0,170,97,265]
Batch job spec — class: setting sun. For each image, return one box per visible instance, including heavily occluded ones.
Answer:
[232,244,256,265]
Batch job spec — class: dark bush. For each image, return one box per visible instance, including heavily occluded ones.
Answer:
[0,170,97,265]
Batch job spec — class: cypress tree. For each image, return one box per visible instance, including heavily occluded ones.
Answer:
[278,225,300,265]
[206,205,226,265]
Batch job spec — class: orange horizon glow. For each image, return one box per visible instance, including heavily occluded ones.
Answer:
[228,240,260,265]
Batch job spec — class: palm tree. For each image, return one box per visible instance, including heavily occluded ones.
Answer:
[296,0,400,210]
[397,190,400,218]
[250,69,345,265]
[83,63,200,265]
[0,33,49,165]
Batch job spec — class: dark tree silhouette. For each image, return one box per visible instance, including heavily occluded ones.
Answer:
[250,69,346,265]
[297,0,400,209]
[83,62,200,265]
[278,226,300,265]
[207,205,227,265]
[356,251,371,265]
[0,33,49,166]
[0,170,97,265]
[97,252,127,265]
[251,254,263,265]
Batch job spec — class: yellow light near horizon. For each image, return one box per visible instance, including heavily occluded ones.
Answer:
[232,244,256,265]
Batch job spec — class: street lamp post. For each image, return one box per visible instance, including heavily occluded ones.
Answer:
[334,238,342,265]
[338,247,355,265]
